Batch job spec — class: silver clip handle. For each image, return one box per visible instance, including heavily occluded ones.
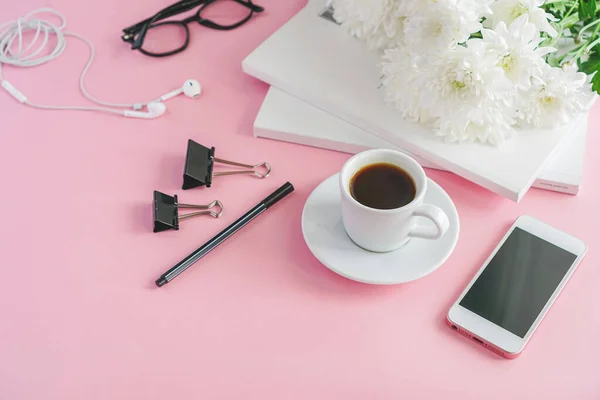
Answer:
[178,200,224,220]
[212,158,271,179]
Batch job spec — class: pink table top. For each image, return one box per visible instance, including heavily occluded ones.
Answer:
[1,0,599,398]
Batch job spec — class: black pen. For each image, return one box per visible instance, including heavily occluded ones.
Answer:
[155,182,295,287]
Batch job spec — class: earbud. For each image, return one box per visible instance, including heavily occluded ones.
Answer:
[159,79,202,102]
[182,79,202,98]
[123,102,166,119]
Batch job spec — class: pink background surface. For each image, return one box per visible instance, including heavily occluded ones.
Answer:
[1,0,599,398]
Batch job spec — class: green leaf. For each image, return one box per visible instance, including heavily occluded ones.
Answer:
[591,71,600,94]
[585,50,600,94]
[579,0,597,19]
[580,52,600,74]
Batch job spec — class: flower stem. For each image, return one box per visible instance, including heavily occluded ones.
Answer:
[559,21,600,65]
[579,18,600,37]
[587,37,600,52]
[560,13,581,29]
[564,1,580,20]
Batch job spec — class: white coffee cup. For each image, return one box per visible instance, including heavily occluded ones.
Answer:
[340,149,450,253]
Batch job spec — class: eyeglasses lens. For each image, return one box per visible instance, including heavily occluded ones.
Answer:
[199,1,256,26]
[141,22,188,54]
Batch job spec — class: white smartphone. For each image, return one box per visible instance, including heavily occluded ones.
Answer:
[447,215,587,359]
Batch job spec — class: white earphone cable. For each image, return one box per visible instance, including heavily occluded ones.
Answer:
[0,8,156,115]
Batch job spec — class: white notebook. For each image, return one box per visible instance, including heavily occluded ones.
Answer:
[242,0,589,202]
[255,87,587,195]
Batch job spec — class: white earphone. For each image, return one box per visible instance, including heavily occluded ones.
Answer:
[0,8,201,119]
[124,102,167,119]
[159,79,202,102]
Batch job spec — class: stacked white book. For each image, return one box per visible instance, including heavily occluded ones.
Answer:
[242,0,590,200]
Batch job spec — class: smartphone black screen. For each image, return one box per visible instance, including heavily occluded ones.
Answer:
[460,227,577,338]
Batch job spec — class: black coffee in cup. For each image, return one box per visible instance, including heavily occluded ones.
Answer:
[349,163,416,210]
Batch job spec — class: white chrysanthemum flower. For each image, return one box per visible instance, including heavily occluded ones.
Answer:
[330,0,404,50]
[518,65,594,128]
[381,40,517,145]
[401,0,493,52]
[485,0,558,38]
[482,15,556,89]
[421,40,515,110]
[381,48,432,123]
[424,41,515,145]
[436,105,516,146]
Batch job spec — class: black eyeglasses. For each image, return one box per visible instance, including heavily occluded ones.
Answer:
[122,0,264,57]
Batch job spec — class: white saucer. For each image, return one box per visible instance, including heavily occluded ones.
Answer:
[301,174,460,284]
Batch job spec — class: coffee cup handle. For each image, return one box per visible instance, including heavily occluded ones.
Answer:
[408,204,450,240]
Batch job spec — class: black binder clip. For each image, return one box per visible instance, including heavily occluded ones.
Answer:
[182,139,271,190]
[153,190,223,233]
